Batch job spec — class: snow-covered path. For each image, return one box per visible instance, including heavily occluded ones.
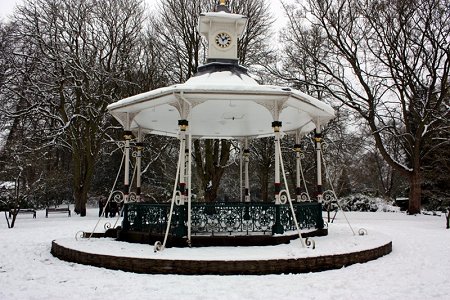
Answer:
[1,210,449,300]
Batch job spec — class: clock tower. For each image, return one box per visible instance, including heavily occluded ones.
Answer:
[198,0,248,64]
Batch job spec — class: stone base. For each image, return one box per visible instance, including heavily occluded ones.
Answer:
[51,238,392,275]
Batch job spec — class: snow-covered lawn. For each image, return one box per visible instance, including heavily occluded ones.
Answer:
[1,209,449,300]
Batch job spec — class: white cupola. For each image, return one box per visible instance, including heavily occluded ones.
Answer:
[198,0,248,63]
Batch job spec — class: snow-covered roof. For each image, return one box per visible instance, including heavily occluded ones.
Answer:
[108,64,335,138]
[200,11,247,21]
[198,11,247,40]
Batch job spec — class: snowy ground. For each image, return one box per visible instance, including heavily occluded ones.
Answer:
[1,209,449,300]
[57,224,391,261]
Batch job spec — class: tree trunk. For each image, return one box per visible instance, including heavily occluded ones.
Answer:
[10,210,17,228]
[72,148,95,217]
[445,209,449,229]
[260,167,269,202]
[193,139,231,202]
[408,170,421,214]
[204,173,222,202]
[73,188,87,217]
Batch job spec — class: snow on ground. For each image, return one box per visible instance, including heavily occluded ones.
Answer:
[1,209,449,300]
[57,224,391,261]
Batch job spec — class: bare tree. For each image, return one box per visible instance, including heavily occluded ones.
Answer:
[282,0,450,214]
[5,0,146,216]
[229,0,274,67]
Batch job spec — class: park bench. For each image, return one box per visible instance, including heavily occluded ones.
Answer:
[9,209,37,219]
[46,205,71,217]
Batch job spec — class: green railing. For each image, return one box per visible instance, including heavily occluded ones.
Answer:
[122,201,324,236]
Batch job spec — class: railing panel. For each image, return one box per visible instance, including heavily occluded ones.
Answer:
[122,202,324,235]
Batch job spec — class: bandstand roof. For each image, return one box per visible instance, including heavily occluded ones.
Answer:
[107,64,335,138]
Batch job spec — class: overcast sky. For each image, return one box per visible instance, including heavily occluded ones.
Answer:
[0,0,17,21]
[1,0,289,28]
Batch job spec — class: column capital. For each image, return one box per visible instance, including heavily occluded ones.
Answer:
[272,121,282,132]
[178,119,189,131]
[123,130,133,140]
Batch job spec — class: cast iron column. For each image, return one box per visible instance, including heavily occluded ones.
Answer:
[315,128,323,203]
[135,130,143,202]
[175,119,188,237]
[272,121,284,235]
[243,138,250,202]
[123,130,133,203]
[294,143,302,202]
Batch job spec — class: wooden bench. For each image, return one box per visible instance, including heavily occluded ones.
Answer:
[9,209,37,218]
[46,206,71,217]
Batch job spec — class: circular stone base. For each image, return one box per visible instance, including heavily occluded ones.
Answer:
[51,226,392,275]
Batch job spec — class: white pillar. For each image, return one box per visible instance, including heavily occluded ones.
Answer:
[187,130,192,244]
[136,129,143,202]
[273,121,282,204]
[239,141,243,202]
[123,114,132,203]
[178,120,188,205]
[294,132,302,202]
[244,138,250,202]
[315,122,323,203]
[272,120,284,235]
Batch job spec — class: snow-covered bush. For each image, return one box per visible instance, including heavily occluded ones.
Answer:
[337,194,396,212]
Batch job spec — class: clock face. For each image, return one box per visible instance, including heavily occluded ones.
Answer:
[215,32,232,48]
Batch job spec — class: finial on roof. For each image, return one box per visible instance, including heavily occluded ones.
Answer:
[216,0,230,13]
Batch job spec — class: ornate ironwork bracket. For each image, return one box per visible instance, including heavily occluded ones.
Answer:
[358,228,368,235]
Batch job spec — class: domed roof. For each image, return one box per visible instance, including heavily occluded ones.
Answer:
[107,63,334,138]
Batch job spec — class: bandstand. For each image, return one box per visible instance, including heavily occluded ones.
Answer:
[51,1,393,275]
[106,0,334,249]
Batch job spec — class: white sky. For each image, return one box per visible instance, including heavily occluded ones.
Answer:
[0,0,290,29]
[0,0,18,21]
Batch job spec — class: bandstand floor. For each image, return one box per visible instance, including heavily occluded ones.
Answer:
[51,223,392,275]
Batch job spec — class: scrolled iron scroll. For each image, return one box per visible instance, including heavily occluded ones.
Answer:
[279,189,288,205]
[300,192,310,201]
[75,231,85,241]
[154,241,162,253]
[104,222,112,230]
[128,192,137,202]
[358,228,368,236]
[112,190,125,203]
[174,190,183,206]
[305,237,316,249]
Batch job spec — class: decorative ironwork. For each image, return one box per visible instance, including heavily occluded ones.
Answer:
[279,190,288,204]
[323,190,339,214]
[174,190,183,206]
[305,237,316,249]
[104,222,112,230]
[111,190,137,203]
[358,228,368,236]
[122,202,324,236]
[128,192,137,202]
[299,192,310,201]
[154,241,162,252]
[112,191,124,203]
[75,231,85,241]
